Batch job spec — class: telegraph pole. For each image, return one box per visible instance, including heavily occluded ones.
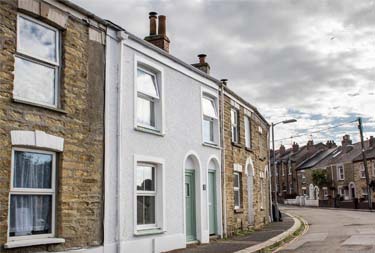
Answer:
[358,117,373,210]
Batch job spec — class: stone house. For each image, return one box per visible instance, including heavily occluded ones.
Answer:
[104,12,223,253]
[0,0,106,252]
[221,83,270,235]
[295,135,366,201]
[271,140,329,201]
[352,136,375,203]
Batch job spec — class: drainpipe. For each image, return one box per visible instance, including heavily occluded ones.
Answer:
[267,129,273,222]
[116,30,126,253]
[220,80,227,237]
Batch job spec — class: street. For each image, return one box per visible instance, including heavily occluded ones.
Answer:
[280,206,375,253]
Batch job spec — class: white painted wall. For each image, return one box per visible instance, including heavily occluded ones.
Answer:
[105,28,222,253]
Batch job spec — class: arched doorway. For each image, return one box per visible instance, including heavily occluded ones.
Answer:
[184,154,200,242]
[349,182,356,200]
[245,157,255,225]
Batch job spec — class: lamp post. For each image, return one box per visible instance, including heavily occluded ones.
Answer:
[272,119,297,222]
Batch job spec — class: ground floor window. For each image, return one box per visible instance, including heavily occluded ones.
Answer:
[136,164,156,228]
[233,172,241,209]
[9,148,56,239]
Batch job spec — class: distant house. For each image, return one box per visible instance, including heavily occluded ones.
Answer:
[352,136,375,203]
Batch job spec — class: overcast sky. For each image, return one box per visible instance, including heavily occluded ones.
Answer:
[73,0,375,148]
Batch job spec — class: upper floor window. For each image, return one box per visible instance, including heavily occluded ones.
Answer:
[9,148,56,240]
[288,159,292,175]
[14,14,60,107]
[231,108,239,144]
[244,116,251,148]
[136,68,160,130]
[202,95,218,144]
[337,164,345,180]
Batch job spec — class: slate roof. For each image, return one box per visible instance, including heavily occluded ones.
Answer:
[297,148,338,170]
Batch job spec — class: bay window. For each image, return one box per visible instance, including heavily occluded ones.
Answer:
[202,95,218,144]
[9,148,56,240]
[14,14,60,107]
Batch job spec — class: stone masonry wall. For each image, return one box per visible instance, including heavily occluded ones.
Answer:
[0,1,104,252]
[222,93,270,236]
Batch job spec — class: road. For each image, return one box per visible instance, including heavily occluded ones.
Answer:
[279,206,375,253]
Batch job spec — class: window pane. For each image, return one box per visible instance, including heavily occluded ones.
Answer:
[137,69,159,98]
[202,97,216,118]
[9,195,52,237]
[245,117,251,148]
[14,57,56,106]
[234,191,240,207]
[137,96,155,127]
[203,118,214,143]
[234,173,240,188]
[18,16,57,63]
[232,126,238,143]
[137,165,155,191]
[137,196,155,225]
[231,109,237,125]
[13,151,52,189]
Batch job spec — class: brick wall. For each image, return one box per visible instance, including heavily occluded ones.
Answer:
[222,93,270,236]
[0,1,104,251]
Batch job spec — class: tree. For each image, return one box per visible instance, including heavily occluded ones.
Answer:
[312,169,328,188]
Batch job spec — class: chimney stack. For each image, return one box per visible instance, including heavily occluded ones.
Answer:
[192,54,211,74]
[370,136,375,148]
[279,144,286,155]
[326,140,337,148]
[306,140,314,150]
[292,142,299,153]
[144,12,170,52]
[341,134,352,147]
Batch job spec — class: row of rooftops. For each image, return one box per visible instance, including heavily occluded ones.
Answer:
[272,135,375,171]
[57,0,269,127]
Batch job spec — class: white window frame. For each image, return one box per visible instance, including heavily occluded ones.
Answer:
[134,55,165,135]
[338,186,344,196]
[8,147,56,242]
[201,90,218,145]
[15,14,60,108]
[133,154,165,235]
[288,160,292,175]
[231,108,239,144]
[136,163,157,230]
[323,187,328,200]
[244,116,251,149]
[233,172,241,209]
[337,164,345,181]
[360,163,366,179]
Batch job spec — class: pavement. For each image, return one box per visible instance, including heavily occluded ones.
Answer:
[278,206,375,253]
[166,214,295,253]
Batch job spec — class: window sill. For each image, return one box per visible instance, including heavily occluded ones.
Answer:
[134,126,164,137]
[245,147,253,152]
[232,142,242,148]
[234,208,244,213]
[13,98,67,114]
[202,142,221,150]
[4,238,65,249]
[134,228,165,236]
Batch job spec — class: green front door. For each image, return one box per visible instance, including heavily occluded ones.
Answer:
[208,171,217,235]
[185,171,196,241]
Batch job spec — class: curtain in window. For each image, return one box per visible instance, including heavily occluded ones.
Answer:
[9,195,52,236]
[13,151,52,189]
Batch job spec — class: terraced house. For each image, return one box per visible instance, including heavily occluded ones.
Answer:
[0,1,272,253]
[0,0,106,252]
[221,83,271,234]
[104,12,223,253]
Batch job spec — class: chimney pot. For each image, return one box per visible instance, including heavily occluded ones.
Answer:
[158,15,166,35]
[149,12,158,35]
[221,79,228,86]
[198,54,207,64]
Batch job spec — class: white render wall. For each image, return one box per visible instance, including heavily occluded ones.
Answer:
[105,28,222,253]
